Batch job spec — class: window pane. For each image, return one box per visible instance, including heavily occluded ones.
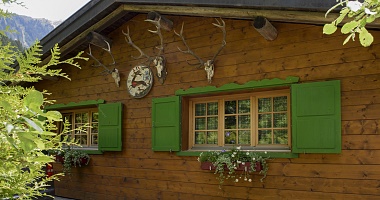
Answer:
[207,131,218,144]
[225,131,236,144]
[63,114,72,124]
[195,118,206,130]
[195,132,206,144]
[92,112,99,122]
[207,117,218,130]
[224,116,236,129]
[75,113,82,123]
[195,103,206,116]
[75,135,87,145]
[238,130,250,145]
[258,97,272,113]
[274,129,288,144]
[238,99,250,113]
[274,96,287,112]
[82,113,88,123]
[238,115,250,129]
[258,114,272,128]
[91,123,98,133]
[91,134,98,145]
[75,124,82,134]
[225,100,236,114]
[274,113,287,128]
[207,102,218,115]
[258,130,272,144]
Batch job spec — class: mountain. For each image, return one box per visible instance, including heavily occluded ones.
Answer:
[0,14,57,48]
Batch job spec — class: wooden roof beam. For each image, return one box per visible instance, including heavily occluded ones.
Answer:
[121,4,380,28]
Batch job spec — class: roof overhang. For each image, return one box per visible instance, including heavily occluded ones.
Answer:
[39,0,380,63]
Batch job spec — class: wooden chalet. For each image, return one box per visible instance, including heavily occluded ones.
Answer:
[33,0,380,199]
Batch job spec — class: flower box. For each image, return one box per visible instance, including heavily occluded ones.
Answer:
[200,161,216,170]
[55,155,64,163]
[77,157,89,166]
[201,161,263,172]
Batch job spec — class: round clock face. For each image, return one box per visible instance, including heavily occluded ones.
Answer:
[127,65,153,98]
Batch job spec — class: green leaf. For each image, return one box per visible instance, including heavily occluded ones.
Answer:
[40,131,58,136]
[359,28,374,47]
[0,100,14,114]
[336,8,350,25]
[21,116,43,133]
[343,33,355,45]
[44,111,62,121]
[34,139,45,149]
[341,21,359,34]
[323,24,337,34]
[28,102,44,115]
[23,90,43,108]
[31,155,53,163]
[366,15,376,23]
[17,132,38,152]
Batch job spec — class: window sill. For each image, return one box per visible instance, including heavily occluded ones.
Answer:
[176,150,299,158]
[68,147,103,155]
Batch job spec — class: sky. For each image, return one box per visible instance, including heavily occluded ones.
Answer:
[1,0,91,21]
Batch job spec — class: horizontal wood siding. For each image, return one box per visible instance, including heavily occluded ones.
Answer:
[34,14,380,199]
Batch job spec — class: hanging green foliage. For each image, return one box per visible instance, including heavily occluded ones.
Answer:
[324,0,380,47]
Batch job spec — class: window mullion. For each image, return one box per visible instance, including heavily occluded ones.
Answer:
[189,100,194,149]
[218,99,224,147]
[271,97,274,145]
[251,96,256,147]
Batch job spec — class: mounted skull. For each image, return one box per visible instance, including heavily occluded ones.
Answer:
[122,13,169,84]
[174,18,226,83]
[153,56,165,78]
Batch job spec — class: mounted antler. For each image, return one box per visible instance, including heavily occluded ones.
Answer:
[122,14,168,84]
[174,22,204,68]
[174,18,226,83]
[87,44,120,87]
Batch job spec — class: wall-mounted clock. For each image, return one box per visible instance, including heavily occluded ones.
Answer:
[127,65,153,98]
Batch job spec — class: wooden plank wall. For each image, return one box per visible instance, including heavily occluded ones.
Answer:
[34,14,380,199]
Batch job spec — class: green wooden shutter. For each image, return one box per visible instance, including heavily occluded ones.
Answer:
[291,80,341,153]
[98,102,122,151]
[152,96,180,151]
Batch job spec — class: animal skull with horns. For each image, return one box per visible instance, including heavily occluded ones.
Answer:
[174,18,226,83]
[86,32,120,87]
[122,14,168,84]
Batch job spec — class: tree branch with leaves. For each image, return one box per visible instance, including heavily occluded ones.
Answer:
[0,1,88,198]
[324,0,380,47]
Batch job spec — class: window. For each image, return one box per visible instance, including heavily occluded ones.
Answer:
[152,77,341,155]
[60,108,99,148]
[47,100,123,152]
[189,90,290,149]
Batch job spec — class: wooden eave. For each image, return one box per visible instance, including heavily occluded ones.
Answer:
[39,0,380,64]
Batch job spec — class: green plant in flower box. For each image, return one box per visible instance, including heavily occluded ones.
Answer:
[56,147,90,174]
[198,146,269,187]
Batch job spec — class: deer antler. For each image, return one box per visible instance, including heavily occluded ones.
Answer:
[145,16,164,57]
[174,18,227,83]
[87,44,113,75]
[123,17,168,84]
[122,27,151,62]
[174,22,205,68]
[87,44,120,87]
[211,18,226,63]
